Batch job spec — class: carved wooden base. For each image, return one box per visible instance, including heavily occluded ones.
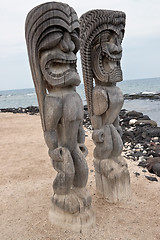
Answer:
[94,156,131,203]
[48,188,95,232]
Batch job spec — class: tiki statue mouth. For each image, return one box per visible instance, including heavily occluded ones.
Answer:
[39,49,80,87]
[40,49,78,80]
[45,59,77,78]
[101,55,120,73]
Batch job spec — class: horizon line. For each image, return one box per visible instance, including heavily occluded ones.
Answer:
[0,76,159,92]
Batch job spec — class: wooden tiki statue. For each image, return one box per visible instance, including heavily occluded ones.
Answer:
[80,9,130,203]
[25,2,95,231]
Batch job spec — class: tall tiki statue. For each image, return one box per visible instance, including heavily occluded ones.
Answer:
[80,10,130,203]
[25,2,95,231]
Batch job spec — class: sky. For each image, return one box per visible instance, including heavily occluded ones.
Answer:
[0,0,160,90]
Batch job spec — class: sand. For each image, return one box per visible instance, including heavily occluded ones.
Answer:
[0,113,160,240]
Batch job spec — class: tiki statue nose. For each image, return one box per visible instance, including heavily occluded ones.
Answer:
[60,32,75,53]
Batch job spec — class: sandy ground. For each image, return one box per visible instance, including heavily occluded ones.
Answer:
[0,113,160,240]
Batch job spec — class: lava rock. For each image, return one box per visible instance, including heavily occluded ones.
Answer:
[135,119,157,127]
[125,110,143,118]
[145,176,158,182]
[0,106,39,115]
[146,157,160,177]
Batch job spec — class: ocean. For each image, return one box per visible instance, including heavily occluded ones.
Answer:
[0,77,160,126]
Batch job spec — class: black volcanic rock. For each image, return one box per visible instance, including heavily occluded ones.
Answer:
[124,92,160,100]
[0,106,39,114]
[125,110,143,118]
[146,157,160,176]
[145,176,158,182]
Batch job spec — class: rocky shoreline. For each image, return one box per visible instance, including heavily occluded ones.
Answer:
[0,106,39,114]
[124,92,160,100]
[119,109,160,177]
[1,105,160,178]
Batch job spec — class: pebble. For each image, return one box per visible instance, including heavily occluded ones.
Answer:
[138,156,145,162]
[145,176,158,182]
[134,172,140,177]
[152,137,159,142]
[129,119,137,125]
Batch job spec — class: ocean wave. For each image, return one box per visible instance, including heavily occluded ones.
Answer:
[26,93,36,96]
[129,91,160,95]
[141,91,159,95]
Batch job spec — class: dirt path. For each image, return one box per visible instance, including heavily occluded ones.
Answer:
[0,113,160,240]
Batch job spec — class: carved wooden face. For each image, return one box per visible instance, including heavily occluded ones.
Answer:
[91,29,124,83]
[38,27,80,88]
[100,30,123,72]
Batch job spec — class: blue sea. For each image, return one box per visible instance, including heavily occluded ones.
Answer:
[0,77,160,126]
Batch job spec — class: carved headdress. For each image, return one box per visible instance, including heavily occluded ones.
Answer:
[25,2,80,130]
[80,10,126,116]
